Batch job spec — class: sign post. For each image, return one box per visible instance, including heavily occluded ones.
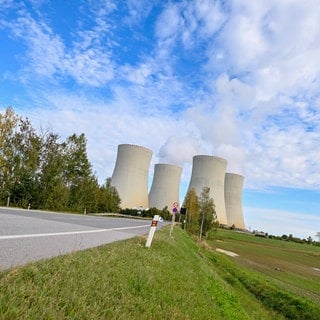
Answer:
[145,215,160,248]
[170,202,179,237]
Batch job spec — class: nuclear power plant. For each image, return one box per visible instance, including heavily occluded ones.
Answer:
[186,155,228,225]
[111,144,152,209]
[110,144,245,229]
[224,173,245,229]
[148,163,182,210]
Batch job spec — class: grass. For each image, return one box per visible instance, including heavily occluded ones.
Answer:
[1,226,320,319]
[210,229,320,306]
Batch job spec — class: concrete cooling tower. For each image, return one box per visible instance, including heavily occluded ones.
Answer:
[111,144,152,209]
[148,164,182,211]
[224,173,245,229]
[186,155,228,225]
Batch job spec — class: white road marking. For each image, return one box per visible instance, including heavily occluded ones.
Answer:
[0,225,150,240]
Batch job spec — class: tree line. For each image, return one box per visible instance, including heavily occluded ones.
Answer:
[0,107,121,213]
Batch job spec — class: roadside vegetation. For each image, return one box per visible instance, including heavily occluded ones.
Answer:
[0,107,121,213]
[183,186,217,240]
[1,226,319,319]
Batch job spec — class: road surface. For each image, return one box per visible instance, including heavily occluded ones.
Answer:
[0,207,162,270]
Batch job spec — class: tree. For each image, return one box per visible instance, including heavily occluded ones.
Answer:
[0,107,19,205]
[316,232,320,242]
[9,117,42,207]
[63,133,92,186]
[198,187,216,241]
[63,133,97,212]
[97,178,121,213]
[37,132,69,210]
[183,188,199,234]
[0,108,42,207]
[72,176,100,213]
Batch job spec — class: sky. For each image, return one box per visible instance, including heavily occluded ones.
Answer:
[1,0,320,240]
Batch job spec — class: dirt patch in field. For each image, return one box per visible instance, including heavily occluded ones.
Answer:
[216,248,239,257]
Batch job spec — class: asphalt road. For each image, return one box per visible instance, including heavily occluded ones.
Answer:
[0,207,162,270]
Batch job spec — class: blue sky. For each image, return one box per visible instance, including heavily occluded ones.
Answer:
[1,0,320,239]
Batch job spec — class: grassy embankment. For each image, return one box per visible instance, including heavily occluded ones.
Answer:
[1,226,320,319]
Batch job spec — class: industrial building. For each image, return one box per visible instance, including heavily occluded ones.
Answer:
[186,155,228,225]
[110,144,245,229]
[148,163,182,211]
[111,144,152,209]
[224,173,245,229]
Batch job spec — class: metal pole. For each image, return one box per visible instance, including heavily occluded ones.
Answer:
[199,212,204,242]
[170,212,175,237]
[184,209,188,230]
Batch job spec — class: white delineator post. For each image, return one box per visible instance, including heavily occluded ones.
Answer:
[145,215,160,248]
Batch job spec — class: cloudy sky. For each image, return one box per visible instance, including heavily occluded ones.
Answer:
[1,0,320,239]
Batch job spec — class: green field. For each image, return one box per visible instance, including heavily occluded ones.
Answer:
[1,226,320,319]
[210,229,320,306]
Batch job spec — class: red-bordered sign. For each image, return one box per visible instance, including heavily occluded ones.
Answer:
[172,202,179,214]
[151,220,158,227]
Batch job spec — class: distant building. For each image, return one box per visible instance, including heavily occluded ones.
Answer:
[111,144,152,209]
[149,163,182,210]
[253,230,267,237]
[186,155,228,225]
[224,173,245,229]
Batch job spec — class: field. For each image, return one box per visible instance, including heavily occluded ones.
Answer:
[210,229,320,306]
[1,226,320,319]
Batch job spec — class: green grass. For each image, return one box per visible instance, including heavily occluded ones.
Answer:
[1,226,320,319]
[210,229,320,306]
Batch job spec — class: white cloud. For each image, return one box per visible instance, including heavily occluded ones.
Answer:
[155,3,181,41]
[158,135,205,166]
[121,63,153,86]
[194,0,226,37]
[155,0,226,53]
[6,13,65,78]
[125,0,154,24]
[1,5,115,86]
[2,0,320,196]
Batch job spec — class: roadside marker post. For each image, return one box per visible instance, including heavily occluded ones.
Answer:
[145,215,160,248]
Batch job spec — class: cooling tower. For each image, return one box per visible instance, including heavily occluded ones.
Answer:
[224,173,245,229]
[148,164,182,211]
[186,155,228,225]
[111,144,152,209]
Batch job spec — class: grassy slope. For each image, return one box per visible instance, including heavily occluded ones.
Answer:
[210,229,320,305]
[0,226,319,319]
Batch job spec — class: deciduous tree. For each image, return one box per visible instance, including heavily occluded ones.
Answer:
[183,188,199,234]
[97,178,121,213]
[198,187,216,241]
[37,132,68,210]
[0,107,19,205]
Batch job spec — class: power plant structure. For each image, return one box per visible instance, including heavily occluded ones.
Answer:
[186,155,228,225]
[111,144,152,209]
[224,173,245,229]
[148,163,182,210]
[110,144,245,229]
